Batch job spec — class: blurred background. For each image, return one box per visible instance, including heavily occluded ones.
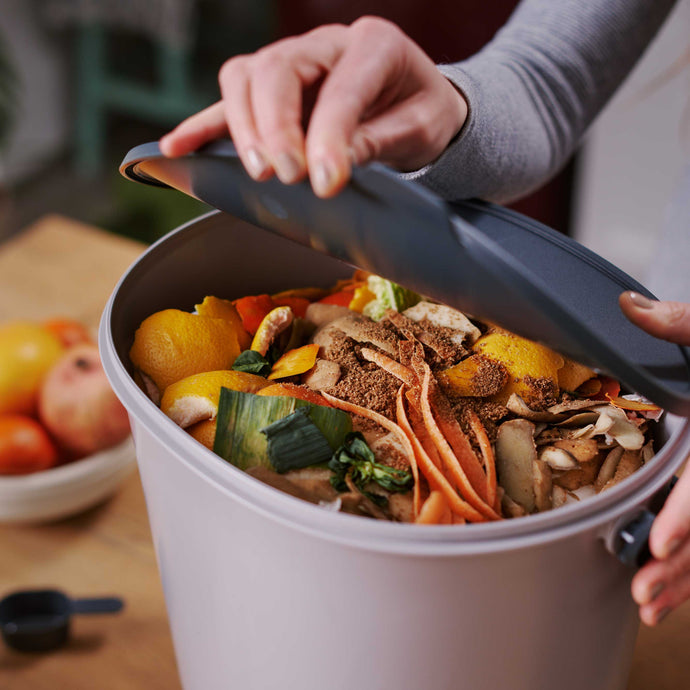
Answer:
[0,0,689,281]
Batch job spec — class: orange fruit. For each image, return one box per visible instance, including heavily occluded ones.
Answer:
[129,309,242,394]
[160,370,270,428]
[0,414,59,474]
[43,317,93,348]
[0,321,64,415]
[187,419,217,450]
[195,296,252,350]
[473,332,564,403]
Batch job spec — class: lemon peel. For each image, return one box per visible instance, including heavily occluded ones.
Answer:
[160,370,270,428]
[473,332,564,404]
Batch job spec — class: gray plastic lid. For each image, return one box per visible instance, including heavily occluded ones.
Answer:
[120,141,690,415]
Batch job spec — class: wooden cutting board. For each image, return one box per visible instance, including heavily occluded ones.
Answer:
[0,215,145,330]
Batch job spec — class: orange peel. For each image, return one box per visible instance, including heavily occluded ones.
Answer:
[187,418,218,450]
[195,295,251,350]
[268,344,319,380]
[557,357,596,392]
[130,309,241,393]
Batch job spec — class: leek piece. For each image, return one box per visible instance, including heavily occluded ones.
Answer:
[261,408,333,472]
[214,388,351,471]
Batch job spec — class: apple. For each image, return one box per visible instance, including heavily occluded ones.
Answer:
[38,343,130,459]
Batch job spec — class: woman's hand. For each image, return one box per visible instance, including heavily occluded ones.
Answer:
[159,17,468,198]
[620,291,690,625]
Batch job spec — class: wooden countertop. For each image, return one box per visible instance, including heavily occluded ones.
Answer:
[0,216,687,689]
[0,216,181,689]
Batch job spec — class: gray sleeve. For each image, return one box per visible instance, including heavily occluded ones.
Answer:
[404,0,677,203]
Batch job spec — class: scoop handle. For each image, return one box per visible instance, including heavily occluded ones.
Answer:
[71,597,124,615]
[613,476,678,568]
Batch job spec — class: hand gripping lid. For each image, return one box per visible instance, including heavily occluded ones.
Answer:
[121,141,690,415]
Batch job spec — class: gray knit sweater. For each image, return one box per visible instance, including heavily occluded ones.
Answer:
[406,0,689,301]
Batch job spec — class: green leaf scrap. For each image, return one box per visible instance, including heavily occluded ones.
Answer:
[231,350,272,377]
[329,432,414,494]
[214,388,351,472]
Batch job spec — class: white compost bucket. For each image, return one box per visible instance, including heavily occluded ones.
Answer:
[101,210,690,690]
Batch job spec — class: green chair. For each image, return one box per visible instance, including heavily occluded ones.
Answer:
[75,22,211,174]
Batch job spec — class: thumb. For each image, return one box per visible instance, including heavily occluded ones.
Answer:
[619,292,690,346]
[648,468,690,560]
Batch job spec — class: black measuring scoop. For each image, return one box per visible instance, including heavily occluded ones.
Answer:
[0,589,124,652]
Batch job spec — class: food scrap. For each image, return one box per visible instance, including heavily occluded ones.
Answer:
[129,273,661,524]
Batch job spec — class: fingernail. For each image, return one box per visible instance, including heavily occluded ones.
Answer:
[311,159,336,197]
[662,536,684,559]
[274,152,303,184]
[627,292,655,310]
[245,147,269,179]
[655,606,672,624]
[648,581,665,603]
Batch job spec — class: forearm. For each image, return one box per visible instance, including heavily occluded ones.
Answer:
[406,0,677,203]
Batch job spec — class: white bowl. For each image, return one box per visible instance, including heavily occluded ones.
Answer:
[0,436,136,524]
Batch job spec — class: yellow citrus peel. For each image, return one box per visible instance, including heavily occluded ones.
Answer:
[557,357,596,392]
[251,306,293,356]
[161,370,270,428]
[473,332,564,404]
